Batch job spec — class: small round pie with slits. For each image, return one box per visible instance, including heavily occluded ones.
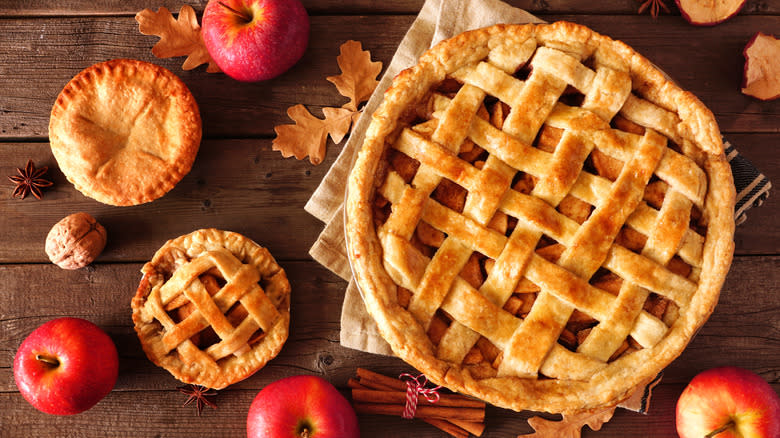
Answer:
[49,59,201,206]
[132,229,291,389]
[346,22,736,414]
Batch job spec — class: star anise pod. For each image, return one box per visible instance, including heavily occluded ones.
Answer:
[638,0,670,19]
[177,384,217,416]
[8,159,54,200]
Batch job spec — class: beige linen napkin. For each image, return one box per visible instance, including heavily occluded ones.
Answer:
[305,0,667,412]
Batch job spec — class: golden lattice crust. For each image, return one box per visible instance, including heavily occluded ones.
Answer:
[346,22,735,414]
[131,229,291,389]
[49,59,202,206]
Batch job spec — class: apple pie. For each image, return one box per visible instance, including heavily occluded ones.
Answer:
[49,59,201,206]
[132,229,291,389]
[345,21,735,414]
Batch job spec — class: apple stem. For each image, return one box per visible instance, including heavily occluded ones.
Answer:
[704,421,734,438]
[217,1,253,23]
[300,430,309,438]
[35,354,59,368]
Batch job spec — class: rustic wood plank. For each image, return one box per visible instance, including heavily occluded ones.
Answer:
[0,257,777,436]
[5,382,780,438]
[1,381,778,436]
[0,139,341,263]
[1,257,777,388]
[2,134,776,263]
[0,15,776,140]
[0,4,776,437]
[0,0,776,16]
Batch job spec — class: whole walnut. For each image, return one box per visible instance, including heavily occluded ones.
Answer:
[45,212,107,270]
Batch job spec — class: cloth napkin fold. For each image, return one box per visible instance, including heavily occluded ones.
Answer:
[304,0,772,414]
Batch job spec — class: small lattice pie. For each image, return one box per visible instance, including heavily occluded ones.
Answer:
[49,59,201,206]
[346,21,735,414]
[132,229,291,389]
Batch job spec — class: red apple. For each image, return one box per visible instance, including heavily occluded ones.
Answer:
[676,366,780,438]
[247,375,360,438]
[201,0,309,82]
[13,317,119,415]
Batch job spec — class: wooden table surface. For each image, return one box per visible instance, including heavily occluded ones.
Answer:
[1,1,778,436]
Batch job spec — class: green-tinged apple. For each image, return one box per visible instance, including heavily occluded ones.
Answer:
[202,0,309,82]
[13,317,119,415]
[676,366,780,438]
[247,375,360,438]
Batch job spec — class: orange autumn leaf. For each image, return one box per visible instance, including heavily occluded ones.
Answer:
[136,5,220,73]
[518,406,616,438]
[272,105,354,165]
[327,40,383,111]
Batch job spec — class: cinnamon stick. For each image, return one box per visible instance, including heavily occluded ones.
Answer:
[351,368,486,436]
[347,378,369,390]
[449,418,486,437]
[424,418,470,438]
[356,367,408,391]
[352,403,485,423]
[352,389,485,408]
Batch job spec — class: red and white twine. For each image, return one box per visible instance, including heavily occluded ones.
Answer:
[399,373,442,419]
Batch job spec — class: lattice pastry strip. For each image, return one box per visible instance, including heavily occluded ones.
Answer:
[579,189,692,360]
[386,84,487,329]
[432,96,708,252]
[431,71,707,208]
[379,158,694,361]
[423,99,707,282]
[156,249,279,360]
[502,69,566,143]
[547,104,707,206]
[437,222,542,364]
[498,130,667,376]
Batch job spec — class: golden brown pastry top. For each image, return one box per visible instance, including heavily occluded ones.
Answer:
[49,59,201,206]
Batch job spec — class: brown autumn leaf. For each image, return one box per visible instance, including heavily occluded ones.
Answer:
[136,5,220,73]
[272,105,354,165]
[272,40,382,164]
[327,40,383,111]
[518,406,616,438]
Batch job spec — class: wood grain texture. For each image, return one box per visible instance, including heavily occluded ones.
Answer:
[0,257,777,436]
[0,138,341,263]
[0,2,777,437]
[0,15,776,140]
[0,0,776,16]
[1,134,776,262]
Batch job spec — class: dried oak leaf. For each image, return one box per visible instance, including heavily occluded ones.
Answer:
[327,40,383,112]
[272,105,354,165]
[136,5,220,73]
[518,406,616,438]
